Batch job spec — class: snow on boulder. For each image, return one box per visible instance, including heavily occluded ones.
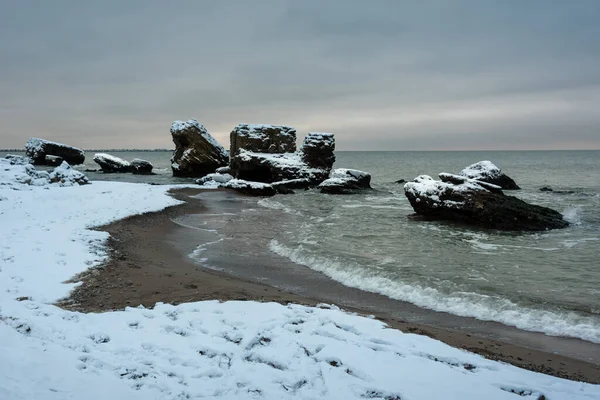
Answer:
[130,158,153,174]
[195,172,234,187]
[459,160,520,190]
[319,168,372,194]
[4,154,31,165]
[230,124,296,158]
[171,119,229,177]
[223,179,276,196]
[300,132,336,171]
[93,153,131,173]
[25,137,85,165]
[48,161,89,186]
[215,166,231,174]
[44,155,63,167]
[272,178,312,194]
[404,173,567,231]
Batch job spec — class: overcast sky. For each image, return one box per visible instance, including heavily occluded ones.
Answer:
[1,1,599,150]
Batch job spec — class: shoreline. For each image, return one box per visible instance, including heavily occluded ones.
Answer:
[60,187,600,384]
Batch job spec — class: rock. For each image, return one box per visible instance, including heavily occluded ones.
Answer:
[394,179,406,184]
[459,161,520,190]
[223,179,276,196]
[25,138,85,165]
[5,154,31,165]
[230,124,296,157]
[300,132,335,171]
[272,178,311,194]
[48,161,89,186]
[171,119,229,177]
[319,169,372,194]
[130,158,153,174]
[93,153,131,173]
[230,149,330,184]
[44,155,63,167]
[403,173,568,231]
[539,186,553,192]
[196,173,234,187]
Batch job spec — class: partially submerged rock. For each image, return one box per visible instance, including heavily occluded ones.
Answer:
[171,119,229,177]
[272,178,311,194]
[223,179,276,196]
[230,124,296,157]
[319,168,372,194]
[44,155,63,167]
[459,161,520,190]
[93,153,131,173]
[25,138,85,165]
[404,173,568,231]
[130,158,153,174]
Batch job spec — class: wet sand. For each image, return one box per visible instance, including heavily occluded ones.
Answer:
[60,187,600,384]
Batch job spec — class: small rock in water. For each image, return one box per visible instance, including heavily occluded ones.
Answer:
[130,158,153,174]
[93,153,132,173]
[223,179,276,196]
[539,186,553,192]
[319,168,372,194]
[394,179,406,184]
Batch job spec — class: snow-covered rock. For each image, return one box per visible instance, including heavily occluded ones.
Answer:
[319,168,372,194]
[404,173,567,231]
[215,166,231,174]
[223,179,276,196]
[48,161,89,186]
[300,132,336,171]
[4,154,31,165]
[230,124,296,157]
[25,137,85,165]
[196,173,234,186]
[459,161,520,190]
[44,155,63,166]
[272,178,312,194]
[93,153,132,173]
[0,158,88,188]
[171,119,229,177]
[130,158,153,174]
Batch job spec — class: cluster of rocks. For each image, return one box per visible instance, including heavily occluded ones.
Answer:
[2,155,89,187]
[25,138,86,166]
[403,162,568,231]
[170,120,371,196]
[93,153,154,174]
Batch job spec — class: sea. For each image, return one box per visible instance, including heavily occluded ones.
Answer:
[5,149,600,343]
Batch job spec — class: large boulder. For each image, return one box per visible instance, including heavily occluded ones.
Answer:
[230,124,296,158]
[93,153,131,173]
[459,161,520,190]
[230,149,330,184]
[223,179,276,196]
[171,120,229,177]
[25,138,85,165]
[319,168,372,194]
[404,173,568,231]
[130,158,153,174]
[300,132,335,171]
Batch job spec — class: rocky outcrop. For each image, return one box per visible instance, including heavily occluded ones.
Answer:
[1,158,88,187]
[319,169,372,194]
[459,161,520,190]
[230,124,296,158]
[25,138,85,165]
[300,132,335,171]
[230,150,330,184]
[44,155,63,167]
[93,153,131,173]
[223,179,276,196]
[171,120,229,177]
[48,161,89,186]
[130,159,153,174]
[404,173,568,231]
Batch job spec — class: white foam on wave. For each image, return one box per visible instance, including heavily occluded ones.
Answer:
[561,237,599,248]
[257,198,303,216]
[562,206,583,225]
[269,240,600,343]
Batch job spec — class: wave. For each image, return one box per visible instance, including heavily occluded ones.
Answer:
[269,240,600,343]
[257,198,303,216]
[562,206,583,225]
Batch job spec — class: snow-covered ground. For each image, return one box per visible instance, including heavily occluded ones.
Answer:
[0,158,598,400]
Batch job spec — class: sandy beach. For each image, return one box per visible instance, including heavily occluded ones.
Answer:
[61,187,600,384]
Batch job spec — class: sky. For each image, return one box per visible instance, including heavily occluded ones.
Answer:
[1,0,599,151]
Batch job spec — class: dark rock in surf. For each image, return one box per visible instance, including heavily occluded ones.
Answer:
[540,186,553,192]
[404,173,568,231]
[130,158,153,174]
[319,169,372,194]
[230,124,296,157]
[93,153,132,173]
[25,138,85,165]
[223,179,276,197]
[459,161,520,190]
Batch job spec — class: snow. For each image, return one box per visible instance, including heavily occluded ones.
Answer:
[196,173,234,186]
[224,178,273,190]
[1,161,599,399]
[237,150,329,182]
[93,152,131,168]
[301,132,335,148]
[460,160,502,180]
[234,124,296,139]
[0,158,88,188]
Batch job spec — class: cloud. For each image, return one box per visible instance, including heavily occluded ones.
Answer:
[0,0,599,150]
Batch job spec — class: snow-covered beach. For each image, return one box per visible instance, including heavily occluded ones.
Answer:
[1,158,600,399]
